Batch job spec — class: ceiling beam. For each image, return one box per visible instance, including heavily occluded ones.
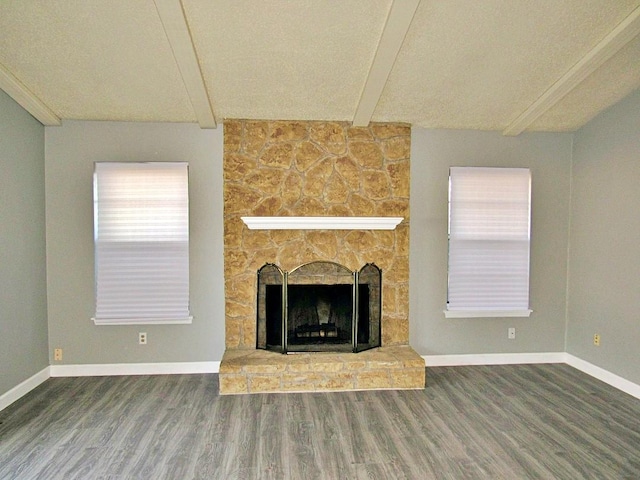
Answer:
[352,0,420,127]
[0,63,61,126]
[153,0,216,129]
[503,5,640,136]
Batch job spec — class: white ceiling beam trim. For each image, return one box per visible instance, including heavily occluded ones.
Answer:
[153,0,216,129]
[0,63,61,126]
[503,5,640,136]
[352,0,421,127]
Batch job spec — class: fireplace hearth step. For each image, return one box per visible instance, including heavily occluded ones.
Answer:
[219,345,425,394]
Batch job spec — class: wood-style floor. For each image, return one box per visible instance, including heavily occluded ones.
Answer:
[1,364,639,479]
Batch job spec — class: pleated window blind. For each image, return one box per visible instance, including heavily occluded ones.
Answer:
[446,167,532,318]
[93,162,192,325]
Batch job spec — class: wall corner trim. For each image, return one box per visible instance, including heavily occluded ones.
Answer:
[423,352,640,400]
[565,354,640,400]
[0,366,51,412]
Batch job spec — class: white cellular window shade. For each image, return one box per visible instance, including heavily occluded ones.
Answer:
[93,162,191,325]
[446,167,532,318]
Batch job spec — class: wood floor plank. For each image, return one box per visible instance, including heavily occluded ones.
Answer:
[1,364,640,479]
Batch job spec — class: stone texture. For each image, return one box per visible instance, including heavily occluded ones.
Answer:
[383,284,397,313]
[244,121,269,155]
[317,373,355,391]
[225,250,250,277]
[226,300,253,318]
[396,283,409,318]
[371,123,411,139]
[309,122,346,146]
[225,275,254,306]
[383,137,411,160]
[224,184,262,214]
[356,371,392,389]
[223,120,411,356]
[259,143,294,168]
[350,141,383,168]
[295,141,325,171]
[245,169,285,195]
[281,171,302,207]
[224,218,244,248]
[323,172,349,204]
[306,231,338,259]
[242,230,272,250]
[362,170,391,200]
[249,375,281,393]
[344,230,377,252]
[225,318,242,349]
[225,153,256,181]
[219,346,425,394]
[252,196,283,216]
[376,199,409,219]
[224,120,242,137]
[219,374,248,394]
[295,197,326,216]
[347,126,374,140]
[392,369,426,388]
[349,193,376,216]
[387,160,410,198]
[270,121,307,142]
[303,158,333,197]
[224,134,241,154]
[335,155,361,190]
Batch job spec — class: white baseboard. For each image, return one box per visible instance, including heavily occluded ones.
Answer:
[50,361,220,377]
[565,354,640,400]
[4,355,639,413]
[422,352,566,367]
[0,366,50,412]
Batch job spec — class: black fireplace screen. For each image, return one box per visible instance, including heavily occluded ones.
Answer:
[256,261,382,353]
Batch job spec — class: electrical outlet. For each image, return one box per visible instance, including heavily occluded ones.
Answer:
[54,348,63,361]
[508,327,516,340]
[593,333,600,346]
[139,332,147,345]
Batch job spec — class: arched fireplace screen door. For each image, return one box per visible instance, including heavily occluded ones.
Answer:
[256,261,382,354]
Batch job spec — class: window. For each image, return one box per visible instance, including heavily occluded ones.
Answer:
[445,167,532,318]
[92,162,191,325]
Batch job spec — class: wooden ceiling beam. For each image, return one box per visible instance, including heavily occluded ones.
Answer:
[352,0,420,127]
[503,5,640,136]
[0,63,61,126]
[153,0,216,129]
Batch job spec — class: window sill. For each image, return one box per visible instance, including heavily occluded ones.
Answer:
[443,310,532,319]
[92,316,193,326]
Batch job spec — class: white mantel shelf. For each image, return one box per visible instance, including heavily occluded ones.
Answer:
[241,216,404,230]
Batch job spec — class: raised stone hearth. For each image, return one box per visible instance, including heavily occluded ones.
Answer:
[221,119,425,394]
[219,346,425,394]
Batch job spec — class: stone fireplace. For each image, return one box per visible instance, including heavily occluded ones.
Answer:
[219,120,425,394]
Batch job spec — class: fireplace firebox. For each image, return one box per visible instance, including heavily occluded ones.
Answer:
[256,261,382,353]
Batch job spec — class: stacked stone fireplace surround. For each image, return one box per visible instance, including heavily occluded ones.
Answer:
[219,119,425,394]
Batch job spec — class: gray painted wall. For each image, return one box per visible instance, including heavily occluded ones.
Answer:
[0,90,49,396]
[3,88,637,394]
[45,121,225,364]
[567,89,640,385]
[409,129,573,355]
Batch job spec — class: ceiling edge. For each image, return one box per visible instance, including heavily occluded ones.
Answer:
[503,5,640,136]
[0,62,61,126]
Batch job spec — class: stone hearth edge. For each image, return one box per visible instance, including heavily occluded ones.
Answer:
[219,345,425,394]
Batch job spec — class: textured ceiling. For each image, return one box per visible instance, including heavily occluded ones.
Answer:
[1,0,639,133]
